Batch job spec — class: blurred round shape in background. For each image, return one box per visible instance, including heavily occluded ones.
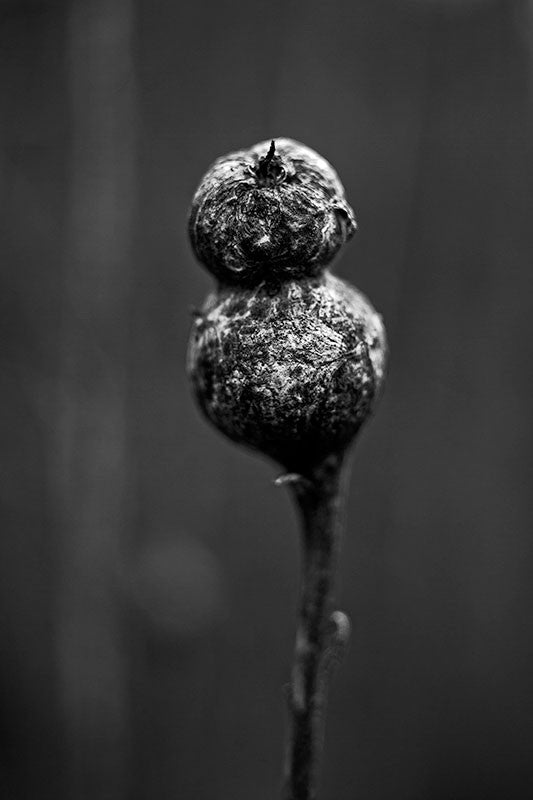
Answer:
[125,537,227,640]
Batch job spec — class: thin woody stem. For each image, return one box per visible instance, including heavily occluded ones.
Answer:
[282,454,350,800]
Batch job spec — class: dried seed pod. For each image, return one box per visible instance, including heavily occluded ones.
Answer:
[188,139,388,800]
[188,138,356,286]
[187,138,387,471]
[188,273,385,471]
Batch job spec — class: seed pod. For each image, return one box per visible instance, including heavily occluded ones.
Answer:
[188,138,356,286]
[187,139,387,471]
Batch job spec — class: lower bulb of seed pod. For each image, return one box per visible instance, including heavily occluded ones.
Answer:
[187,271,387,472]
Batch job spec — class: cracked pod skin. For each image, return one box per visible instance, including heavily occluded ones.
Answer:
[187,139,387,471]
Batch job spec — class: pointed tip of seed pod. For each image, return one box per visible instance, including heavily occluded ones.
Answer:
[266,139,276,161]
[256,139,281,182]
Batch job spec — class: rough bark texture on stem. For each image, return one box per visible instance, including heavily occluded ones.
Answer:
[283,454,350,800]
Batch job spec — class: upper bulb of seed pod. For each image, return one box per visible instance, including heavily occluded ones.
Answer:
[188,138,357,286]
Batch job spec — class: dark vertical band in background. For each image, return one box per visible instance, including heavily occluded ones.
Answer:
[0,2,68,797]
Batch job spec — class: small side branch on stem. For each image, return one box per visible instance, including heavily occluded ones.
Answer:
[282,455,351,800]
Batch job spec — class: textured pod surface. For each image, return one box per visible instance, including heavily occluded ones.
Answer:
[188,138,356,286]
[187,272,386,471]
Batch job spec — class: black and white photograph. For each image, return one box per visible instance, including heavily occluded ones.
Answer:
[1,1,532,798]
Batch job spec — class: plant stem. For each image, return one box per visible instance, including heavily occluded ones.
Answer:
[282,453,350,800]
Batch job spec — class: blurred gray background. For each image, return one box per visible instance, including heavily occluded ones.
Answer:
[1,0,533,798]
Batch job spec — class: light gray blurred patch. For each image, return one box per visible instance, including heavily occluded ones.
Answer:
[125,537,228,640]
